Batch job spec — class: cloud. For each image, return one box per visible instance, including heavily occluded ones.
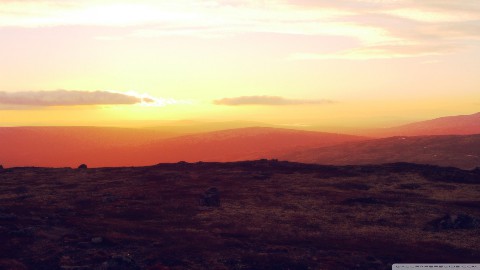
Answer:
[0,90,156,107]
[1,0,479,59]
[214,96,335,106]
[289,43,458,60]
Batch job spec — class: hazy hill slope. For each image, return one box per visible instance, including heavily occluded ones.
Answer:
[373,112,480,137]
[138,127,368,163]
[0,126,366,167]
[0,127,176,167]
[284,134,480,169]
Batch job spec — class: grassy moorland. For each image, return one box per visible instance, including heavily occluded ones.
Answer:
[0,160,480,269]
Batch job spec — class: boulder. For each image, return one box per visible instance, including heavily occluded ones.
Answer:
[0,259,28,270]
[426,214,480,231]
[397,183,421,190]
[200,187,220,207]
[0,213,17,221]
[343,197,385,205]
[78,164,88,169]
[99,255,140,270]
[91,237,103,244]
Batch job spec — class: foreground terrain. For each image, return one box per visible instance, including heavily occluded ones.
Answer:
[1,160,480,269]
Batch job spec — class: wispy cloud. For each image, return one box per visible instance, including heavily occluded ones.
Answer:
[289,43,458,60]
[214,96,335,106]
[0,90,169,107]
[1,0,479,59]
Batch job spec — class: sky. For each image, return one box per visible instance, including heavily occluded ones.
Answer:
[0,0,479,128]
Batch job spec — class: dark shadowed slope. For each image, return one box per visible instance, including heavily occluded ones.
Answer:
[0,126,367,167]
[371,112,480,137]
[284,134,480,169]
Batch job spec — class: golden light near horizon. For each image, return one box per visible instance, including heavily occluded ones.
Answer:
[0,0,479,127]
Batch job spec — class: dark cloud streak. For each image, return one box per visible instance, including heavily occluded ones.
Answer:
[214,95,335,106]
[0,90,144,106]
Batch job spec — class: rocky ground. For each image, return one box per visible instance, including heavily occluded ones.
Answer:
[1,160,480,270]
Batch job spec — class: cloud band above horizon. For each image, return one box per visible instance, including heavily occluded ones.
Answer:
[214,96,335,106]
[0,90,153,107]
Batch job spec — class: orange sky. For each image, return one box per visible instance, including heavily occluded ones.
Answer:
[0,0,479,128]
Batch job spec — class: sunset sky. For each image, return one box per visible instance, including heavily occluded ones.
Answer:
[1,0,479,128]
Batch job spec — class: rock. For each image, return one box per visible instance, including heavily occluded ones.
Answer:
[0,165,3,170]
[91,237,103,244]
[426,214,480,231]
[77,242,91,248]
[9,227,36,237]
[147,263,171,270]
[343,197,386,205]
[252,172,273,180]
[398,183,421,190]
[0,213,17,221]
[99,255,140,270]
[200,187,220,207]
[61,265,91,270]
[177,161,188,165]
[102,195,118,203]
[13,186,29,194]
[78,164,87,169]
[0,259,28,270]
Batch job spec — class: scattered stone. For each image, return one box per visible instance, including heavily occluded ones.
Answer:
[99,255,140,270]
[0,213,17,221]
[77,241,92,248]
[398,183,421,190]
[13,186,29,194]
[200,187,220,207]
[343,197,386,205]
[426,214,480,231]
[102,195,118,203]
[0,259,28,270]
[92,237,103,244]
[147,263,171,270]
[62,233,80,244]
[252,172,273,180]
[9,227,36,237]
[61,265,91,270]
[78,164,88,169]
[334,182,371,191]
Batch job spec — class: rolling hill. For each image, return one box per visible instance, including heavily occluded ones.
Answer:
[371,112,480,137]
[0,126,176,167]
[140,127,367,163]
[0,126,366,167]
[284,134,480,169]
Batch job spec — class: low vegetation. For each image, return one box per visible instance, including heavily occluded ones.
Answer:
[1,160,479,269]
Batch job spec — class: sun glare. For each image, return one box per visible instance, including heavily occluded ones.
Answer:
[117,91,181,107]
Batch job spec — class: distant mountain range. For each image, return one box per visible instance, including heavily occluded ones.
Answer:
[0,112,478,168]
